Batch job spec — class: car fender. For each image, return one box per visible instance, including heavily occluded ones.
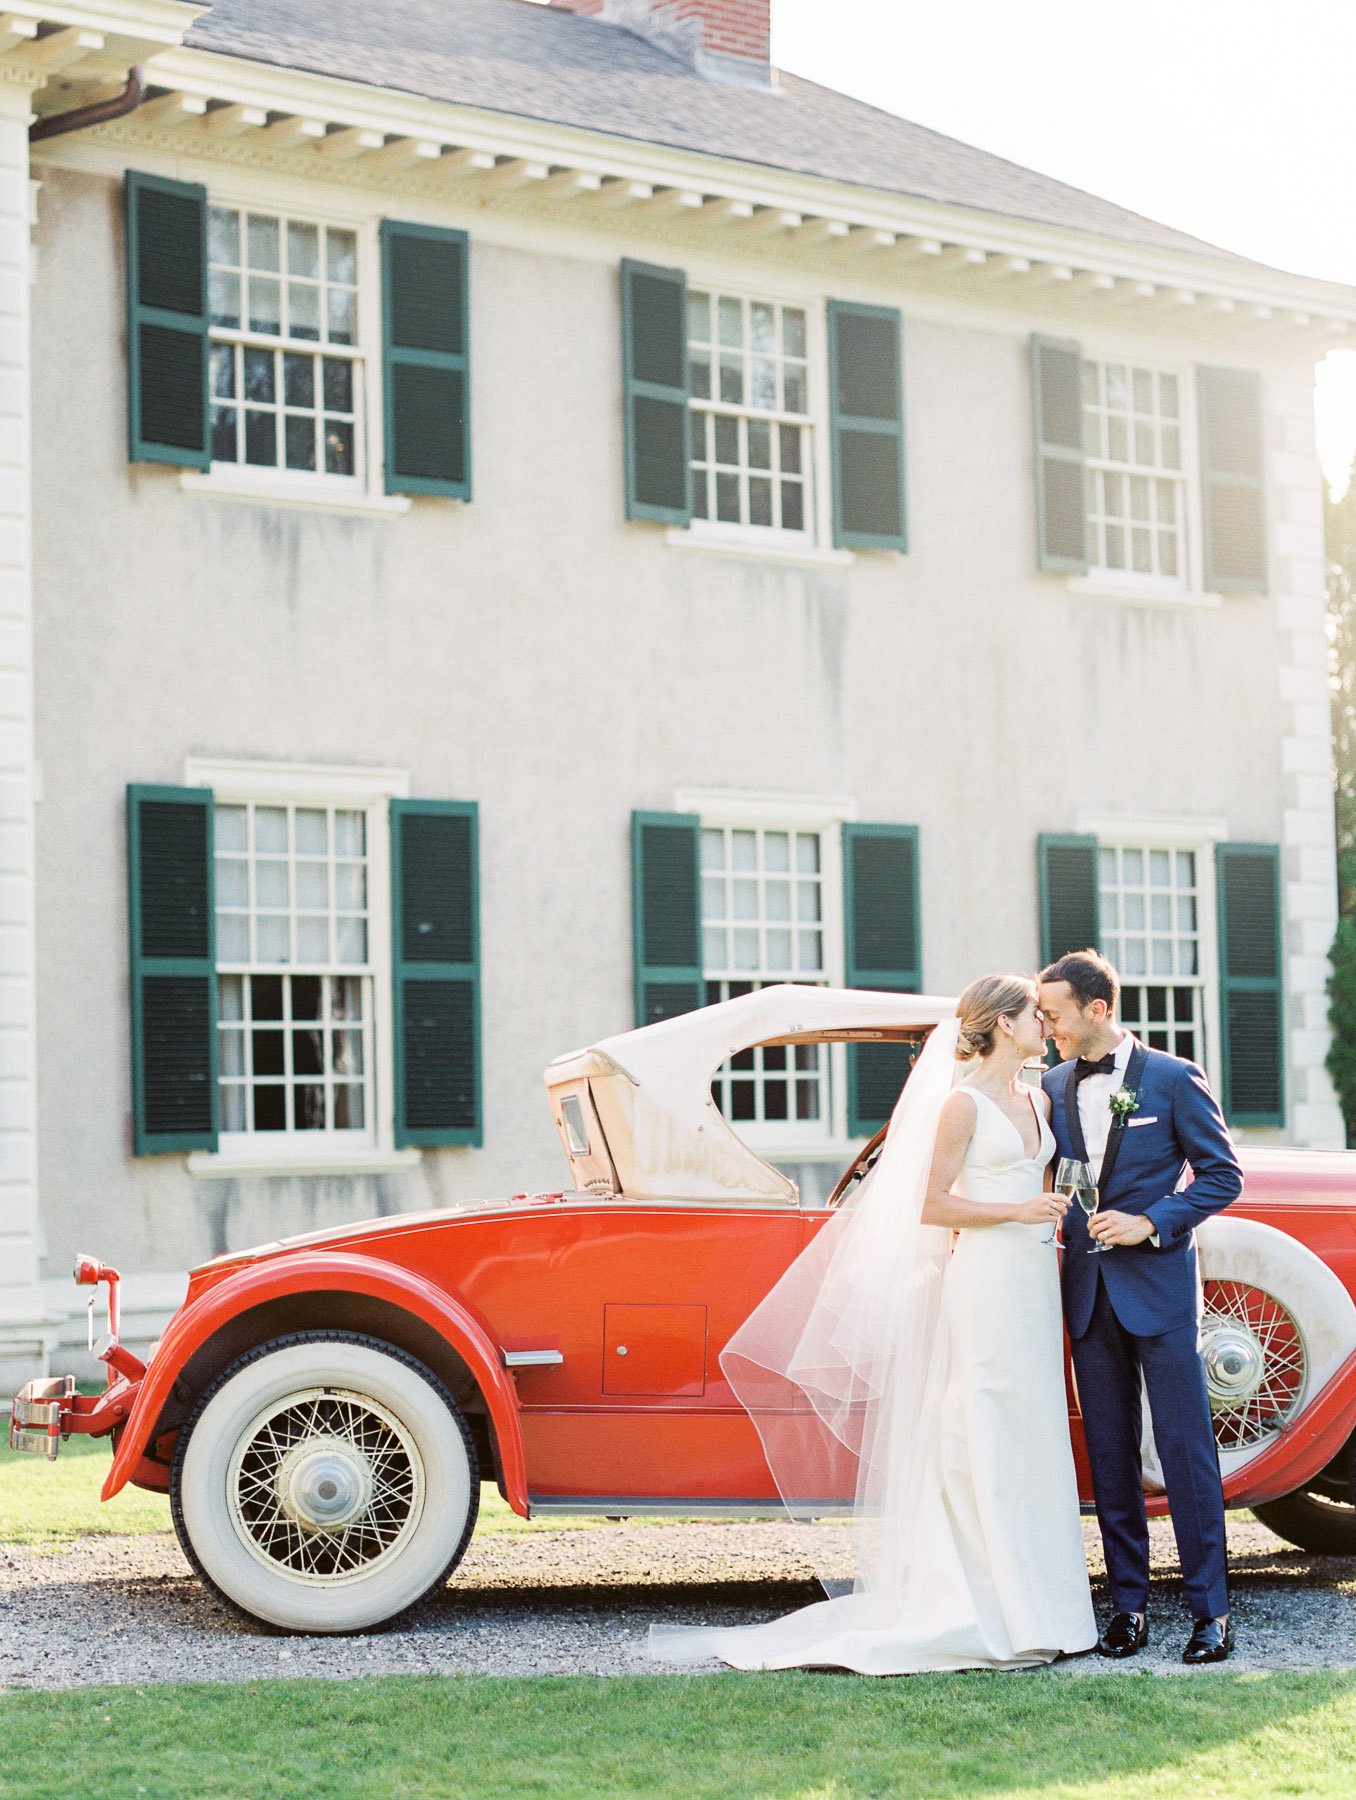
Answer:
[102,1252,527,1513]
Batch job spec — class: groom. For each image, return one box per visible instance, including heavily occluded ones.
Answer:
[1038,949,1243,1665]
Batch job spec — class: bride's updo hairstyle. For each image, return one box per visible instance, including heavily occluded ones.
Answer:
[954,974,1036,1062]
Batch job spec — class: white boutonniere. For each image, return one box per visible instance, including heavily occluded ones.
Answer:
[1108,1087,1140,1130]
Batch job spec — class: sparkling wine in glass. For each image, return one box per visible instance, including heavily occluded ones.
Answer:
[1046,1156,1082,1246]
[1063,1158,1109,1253]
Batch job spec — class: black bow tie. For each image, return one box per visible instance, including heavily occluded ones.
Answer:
[1074,1053,1117,1084]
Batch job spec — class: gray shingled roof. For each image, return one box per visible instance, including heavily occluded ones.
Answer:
[186,0,1247,265]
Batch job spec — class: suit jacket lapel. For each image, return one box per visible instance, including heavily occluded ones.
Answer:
[1098,1039,1148,1194]
[1061,1065,1090,1163]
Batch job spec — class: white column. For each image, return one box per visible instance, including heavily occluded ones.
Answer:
[0,68,55,1387]
[1272,371,1346,1148]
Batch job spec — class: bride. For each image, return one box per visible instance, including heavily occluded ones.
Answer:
[650,974,1097,1674]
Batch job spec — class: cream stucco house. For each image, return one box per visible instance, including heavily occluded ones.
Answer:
[2,0,1353,1379]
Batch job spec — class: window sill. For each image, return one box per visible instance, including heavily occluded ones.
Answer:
[187,1146,422,1180]
[1065,575,1223,611]
[665,527,854,570]
[180,470,412,520]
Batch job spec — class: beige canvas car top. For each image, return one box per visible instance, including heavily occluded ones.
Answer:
[544,983,956,1205]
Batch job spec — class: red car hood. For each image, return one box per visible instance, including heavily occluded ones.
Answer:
[187,1190,592,1280]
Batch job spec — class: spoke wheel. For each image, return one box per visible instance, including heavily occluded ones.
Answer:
[1200,1279,1307,1452]
[172,1332,478,1634]
[229,1387,424,1584]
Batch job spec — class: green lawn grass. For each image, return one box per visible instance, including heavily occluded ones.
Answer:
[0,1431,638,1545]
[1,1670,1354,1799]
[0,1430,169,1544]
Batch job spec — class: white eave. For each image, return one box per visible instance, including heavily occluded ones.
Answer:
[17,20,1356,342]
[0,1,204,74]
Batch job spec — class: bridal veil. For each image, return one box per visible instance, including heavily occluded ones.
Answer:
[650,1016,962,1665]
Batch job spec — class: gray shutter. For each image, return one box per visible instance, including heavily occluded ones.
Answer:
[391,801,481,1146]
[632,811,702,1025]
[127,785,217,1153]
[1031,335,1087,572]
[381,221,470,498]
[844,823,921,1135]
[621,259,691,525]
[1217,842,1284,1125]
[1038,834,1100,965]
[125,172,209,468]
[827,301,907,550]
[1199,367,1267,594]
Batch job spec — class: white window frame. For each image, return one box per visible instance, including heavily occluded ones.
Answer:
[180,179,408,521]
[686,285,818,550]
[182,759,418,1178]
[206,202,364,483]
[1078,812,1225,1094]
[1066,342,1211,608]
[670,277,836,563]
[1082,357,1188,589]
[676,788,857,1160]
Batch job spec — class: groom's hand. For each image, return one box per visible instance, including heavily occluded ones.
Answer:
[1087,1210,1156,1248]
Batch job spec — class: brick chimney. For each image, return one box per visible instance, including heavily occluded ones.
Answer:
[548,1,772,85]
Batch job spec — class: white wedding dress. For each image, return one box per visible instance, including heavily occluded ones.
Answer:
[650,1066,1096,1675]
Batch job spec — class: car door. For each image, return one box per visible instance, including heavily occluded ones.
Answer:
[505,1201,805,1506]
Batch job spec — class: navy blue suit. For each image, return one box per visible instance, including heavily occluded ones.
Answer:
[1044,1039,1242,1621]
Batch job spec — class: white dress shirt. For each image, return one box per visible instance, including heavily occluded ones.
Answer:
[1075,1030,1160,1245]
[1076,1030,1136,1168]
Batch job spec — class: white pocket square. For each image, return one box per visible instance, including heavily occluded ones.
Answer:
[1127,1115,1158,1126]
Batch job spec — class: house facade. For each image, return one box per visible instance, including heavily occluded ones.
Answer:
[2,0,1353,1382]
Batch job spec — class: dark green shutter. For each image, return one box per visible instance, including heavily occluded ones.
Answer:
[1199,367,1268,594]
[1217,842,1284,1126]
[1031,334,1087,573]
[127,785,217,1154]
[391,801,481,1146]
[621,259,691,525]
[827,301,907,551]
[632,811,702,1025]
[1038,834,1101,966]
[844,823,921,1135]
[125,172,208,468]
[382,221,470,498]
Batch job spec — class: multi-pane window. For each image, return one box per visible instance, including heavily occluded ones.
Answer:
[688,292,811,534]
[208,207,361,478]
[214,802,371,1136]
[1099,844,1202,1061]
[702,825,827,1128]
[1084,361,1185,580]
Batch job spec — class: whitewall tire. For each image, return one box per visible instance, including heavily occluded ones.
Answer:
[171,1332,479,1634]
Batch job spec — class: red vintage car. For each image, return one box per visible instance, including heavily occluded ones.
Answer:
[10,986,1356,1633]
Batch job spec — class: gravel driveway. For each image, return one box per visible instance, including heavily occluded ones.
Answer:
[2,1514,1352,1689]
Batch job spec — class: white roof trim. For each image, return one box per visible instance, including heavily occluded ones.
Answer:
[26,36,1356,332]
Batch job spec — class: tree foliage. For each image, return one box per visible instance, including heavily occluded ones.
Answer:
[1326,465,1356,1143]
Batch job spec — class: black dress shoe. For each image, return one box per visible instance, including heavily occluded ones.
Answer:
[1096,1612,1148,1658]
[1182,1617,1232,1664]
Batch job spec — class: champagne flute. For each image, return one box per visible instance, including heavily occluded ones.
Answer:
[1046,1156,1083,1246]
[1057,1156,1109,1252]
[1052,1157,1093,1248]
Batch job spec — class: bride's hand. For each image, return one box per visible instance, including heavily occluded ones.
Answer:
[1014,1192,1070,1226]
